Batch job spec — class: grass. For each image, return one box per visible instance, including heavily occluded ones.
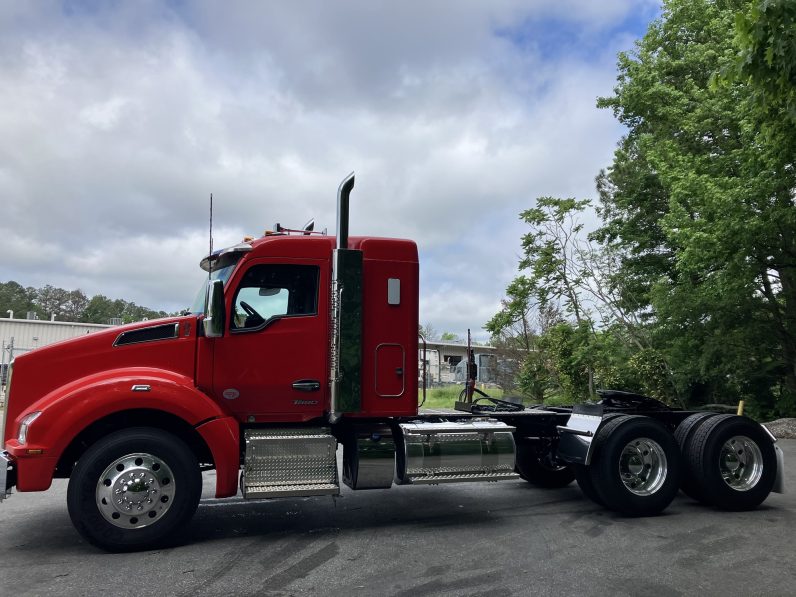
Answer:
[418,385,504,409]
[416,386,582,410]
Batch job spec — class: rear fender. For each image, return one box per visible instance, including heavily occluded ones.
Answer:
[555,404,604,466]
[196,416,240,498]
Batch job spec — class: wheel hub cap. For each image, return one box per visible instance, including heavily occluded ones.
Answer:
[96,453,176,529]
[619,438,667,496]
[719,435,763,492]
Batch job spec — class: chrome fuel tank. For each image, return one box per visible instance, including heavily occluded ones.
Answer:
[396,419,518,484]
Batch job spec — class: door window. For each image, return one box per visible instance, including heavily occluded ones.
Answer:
[231,264,319,332]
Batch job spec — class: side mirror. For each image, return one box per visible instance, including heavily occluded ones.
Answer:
[203,279,225,338]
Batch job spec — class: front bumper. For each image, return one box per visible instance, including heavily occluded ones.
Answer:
[0,451,16,501]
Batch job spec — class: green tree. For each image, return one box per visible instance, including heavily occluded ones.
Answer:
[81,295,121,324]
[734,0,796,118]
[0,281,36,319]
[595,0,796,413]
[440,332,460,342]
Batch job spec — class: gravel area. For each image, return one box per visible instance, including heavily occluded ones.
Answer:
[764,417,796,439]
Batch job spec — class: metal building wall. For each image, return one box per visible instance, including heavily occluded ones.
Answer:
[0,318,113,360]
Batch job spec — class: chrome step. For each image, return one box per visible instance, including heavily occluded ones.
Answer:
[409,471,519,485]
[243,428,339,499]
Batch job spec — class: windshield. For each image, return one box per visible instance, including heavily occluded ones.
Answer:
[188,257,242,315]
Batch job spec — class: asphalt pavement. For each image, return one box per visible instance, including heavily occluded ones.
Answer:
[0,441,794,596]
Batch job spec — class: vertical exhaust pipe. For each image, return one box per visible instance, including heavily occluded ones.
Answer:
[336,172,355,249]
[330,171,362,422]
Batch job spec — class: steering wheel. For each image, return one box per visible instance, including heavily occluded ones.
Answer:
[239,300,264,322]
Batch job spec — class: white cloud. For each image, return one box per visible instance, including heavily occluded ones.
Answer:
[0,1,654,337]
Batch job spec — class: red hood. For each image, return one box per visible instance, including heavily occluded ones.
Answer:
[4,316,198,444]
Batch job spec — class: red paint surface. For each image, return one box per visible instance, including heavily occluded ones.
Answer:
[196,416,240,498]
[349,236,419,417]
[4,232,421,493]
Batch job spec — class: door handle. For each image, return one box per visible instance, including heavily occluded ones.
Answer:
[292,379,321,392]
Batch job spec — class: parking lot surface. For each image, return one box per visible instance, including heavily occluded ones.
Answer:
[0,439,794,596]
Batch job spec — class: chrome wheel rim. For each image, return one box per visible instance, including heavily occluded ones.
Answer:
[719,435,763,492]
[96,453,176,529]
[619,437,667,496]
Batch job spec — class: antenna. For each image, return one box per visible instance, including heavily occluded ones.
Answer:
[208,193,214,279]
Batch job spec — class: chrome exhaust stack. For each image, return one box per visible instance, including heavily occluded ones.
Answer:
[329,172,363,422]
[336,171,355,250]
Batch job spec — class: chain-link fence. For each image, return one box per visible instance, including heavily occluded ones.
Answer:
[1,338,35,405]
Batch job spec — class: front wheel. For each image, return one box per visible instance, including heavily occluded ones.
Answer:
[67,428,202,552]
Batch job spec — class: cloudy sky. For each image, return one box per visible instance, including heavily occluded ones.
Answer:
[0,0,658,341]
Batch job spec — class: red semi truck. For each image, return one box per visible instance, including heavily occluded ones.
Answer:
[0,173,785,551]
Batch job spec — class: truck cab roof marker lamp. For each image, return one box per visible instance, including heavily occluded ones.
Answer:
[265,220,325,237]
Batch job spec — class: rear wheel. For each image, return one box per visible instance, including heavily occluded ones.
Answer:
[574,413,624,505]
[586,415,680,516]
[516,443,575,488]
[684,415,776,510]
[67,427,202,552]
[574,465,603,505]
[674,412,719,499]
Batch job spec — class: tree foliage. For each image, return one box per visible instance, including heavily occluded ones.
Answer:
[0,281,171,324]
[490,0,796,417]
[734,0,796,118]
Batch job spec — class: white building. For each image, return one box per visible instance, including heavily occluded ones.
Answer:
[418,340,501,385]
[0,318,114,385]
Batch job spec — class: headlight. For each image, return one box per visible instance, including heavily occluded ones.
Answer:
[18,411,41,445]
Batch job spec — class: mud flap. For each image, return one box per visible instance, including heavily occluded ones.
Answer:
[773,444,785,494]
[555,404,604,466]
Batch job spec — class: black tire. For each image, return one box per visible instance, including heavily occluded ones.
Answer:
[67,427,202,552]
[573,413,625,505]
[674,412,719,499]
[587,415,681,516]
[516,443,575,488]
[685,415,777,510]
[575,464,603,505]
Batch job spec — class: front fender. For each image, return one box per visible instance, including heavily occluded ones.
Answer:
[6,368,231,490]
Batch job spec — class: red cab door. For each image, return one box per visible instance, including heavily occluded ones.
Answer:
[211,257,329,422]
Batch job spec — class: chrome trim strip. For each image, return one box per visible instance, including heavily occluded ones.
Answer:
[0,360,11,451]
[761,422,778,443]
[113,322,180,347]
[556,425,593,437]
[329,255,342,422]
[0,451,11,502]
[131,385,151,392]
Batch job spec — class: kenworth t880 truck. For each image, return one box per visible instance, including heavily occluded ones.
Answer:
[0,173,785,551]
